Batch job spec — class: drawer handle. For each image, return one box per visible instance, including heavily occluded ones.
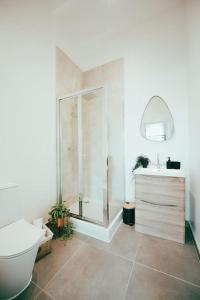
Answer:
[140,199,177,207]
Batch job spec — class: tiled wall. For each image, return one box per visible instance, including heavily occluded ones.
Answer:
[56,47,83,97]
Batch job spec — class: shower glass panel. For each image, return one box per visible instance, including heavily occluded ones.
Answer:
[81,89,107,225]
[59,96,79,215]
[58,87,108,226]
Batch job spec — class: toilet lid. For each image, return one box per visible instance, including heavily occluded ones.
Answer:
[0,219,42,258]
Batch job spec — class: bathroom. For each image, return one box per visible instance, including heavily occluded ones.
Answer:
[0,0,200,299]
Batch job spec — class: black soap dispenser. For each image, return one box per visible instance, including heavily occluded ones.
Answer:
[166,157,172,169]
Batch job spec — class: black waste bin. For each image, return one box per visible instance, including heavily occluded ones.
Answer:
[123,202,135,226]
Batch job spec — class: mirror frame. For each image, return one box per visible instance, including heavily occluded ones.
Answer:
[140,95,174,142]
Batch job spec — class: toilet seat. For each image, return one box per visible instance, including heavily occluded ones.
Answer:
[0,219,42,259]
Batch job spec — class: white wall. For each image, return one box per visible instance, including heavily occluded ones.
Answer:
[185,0,200,250]
[0,1,62,226]
[55,0,183,71]
[124,8,189,219]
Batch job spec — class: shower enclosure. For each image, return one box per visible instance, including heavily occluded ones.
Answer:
[57,86,124,227]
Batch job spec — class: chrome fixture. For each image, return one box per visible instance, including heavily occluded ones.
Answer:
[156,152,161,170]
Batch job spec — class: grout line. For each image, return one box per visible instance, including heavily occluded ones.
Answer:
[122,262,135,300]
[135,262,200,289]
[32,236,89,299]
[86,239,135,263]
[33,282,56,300]
[85,230,143,263]
[41,242,85,294]
[104,247,134,263]
[122,231,143,300]
[104,232,143,263]
[32,239,85,299]
[134,233,142,261]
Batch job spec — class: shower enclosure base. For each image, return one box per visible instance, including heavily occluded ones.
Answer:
[71,209,122,242]
[69,200,121,224]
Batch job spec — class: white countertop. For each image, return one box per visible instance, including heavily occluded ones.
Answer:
[134,167,185,177]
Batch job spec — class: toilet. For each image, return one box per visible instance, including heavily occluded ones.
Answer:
[0,219,42,300]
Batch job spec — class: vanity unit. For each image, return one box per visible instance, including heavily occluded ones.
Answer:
[135,168,185,244]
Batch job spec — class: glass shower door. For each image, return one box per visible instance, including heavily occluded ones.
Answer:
[59,96,80,215]
[81,88,108,225]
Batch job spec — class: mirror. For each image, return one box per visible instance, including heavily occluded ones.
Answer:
[140,96,174,142]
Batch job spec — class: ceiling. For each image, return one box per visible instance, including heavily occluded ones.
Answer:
[55,0,184,71]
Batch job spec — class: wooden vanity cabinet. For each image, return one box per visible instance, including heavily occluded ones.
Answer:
[135,175,185,243]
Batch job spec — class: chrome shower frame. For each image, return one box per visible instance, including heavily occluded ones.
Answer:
[56,86,109,227]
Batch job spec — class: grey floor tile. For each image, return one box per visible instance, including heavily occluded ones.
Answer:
[44,243,133,300]
[73,231,90,242]
[125,263,200,300]
[105,224,142,261]
[15,281,41,300]
[136,234,200,285]
[86,235,108,250]
[32,236,84,288]
[36,291,55,300]
[87,223,142,261]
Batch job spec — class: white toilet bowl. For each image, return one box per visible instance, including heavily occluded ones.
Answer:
[0,219,42,300]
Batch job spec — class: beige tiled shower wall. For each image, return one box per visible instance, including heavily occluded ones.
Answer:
[56,47,125,222]
[56,47,83,97]
[56,47,83,206]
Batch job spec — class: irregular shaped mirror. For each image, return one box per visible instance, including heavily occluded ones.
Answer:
[140,96,174,142]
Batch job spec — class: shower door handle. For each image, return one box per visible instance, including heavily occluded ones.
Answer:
[107,155,112,169]
[103,155,111,227]
[79,194,83,217]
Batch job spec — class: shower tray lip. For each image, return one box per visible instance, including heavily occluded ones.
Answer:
[71,209,122,243]
[70,212,105,227]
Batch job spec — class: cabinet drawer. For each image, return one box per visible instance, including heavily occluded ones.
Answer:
[136,200,185,226]
[135,199,185,243]
[135,175,185,208]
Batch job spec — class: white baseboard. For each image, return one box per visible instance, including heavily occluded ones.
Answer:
[188,221,200,257]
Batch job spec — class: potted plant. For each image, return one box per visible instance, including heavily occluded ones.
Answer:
[48,201,74,240]
[48,202,70,229]
[132,155,150,173]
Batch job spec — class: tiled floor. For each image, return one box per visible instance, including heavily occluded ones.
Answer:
[16,224,200,300]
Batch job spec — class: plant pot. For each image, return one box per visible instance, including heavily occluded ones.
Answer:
[56,218,65,228]
[142,161,149,168]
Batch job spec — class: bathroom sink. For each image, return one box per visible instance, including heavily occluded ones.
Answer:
[134,167,185,177]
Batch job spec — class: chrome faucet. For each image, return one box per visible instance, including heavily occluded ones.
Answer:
[156,152,161,170]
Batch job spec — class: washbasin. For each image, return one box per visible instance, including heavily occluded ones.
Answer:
[134,167,185,177]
